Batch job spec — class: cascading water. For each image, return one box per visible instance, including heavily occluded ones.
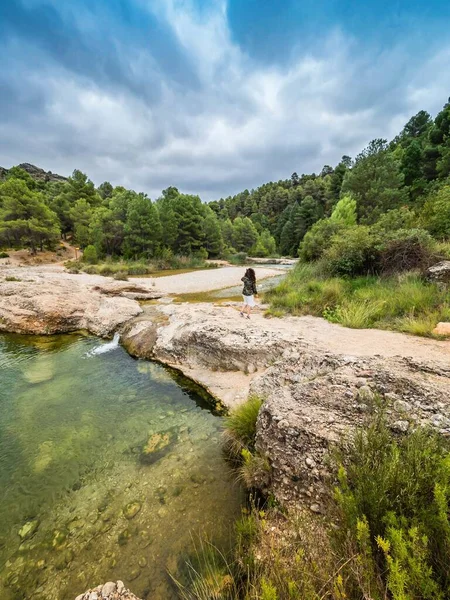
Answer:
[86,331,121,356]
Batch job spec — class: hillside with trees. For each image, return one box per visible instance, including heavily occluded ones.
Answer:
[1,98,450,265]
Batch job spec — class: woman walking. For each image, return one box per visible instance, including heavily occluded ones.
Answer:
[240,268,258,319]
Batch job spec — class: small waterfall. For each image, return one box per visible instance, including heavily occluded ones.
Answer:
[86,332,120,357]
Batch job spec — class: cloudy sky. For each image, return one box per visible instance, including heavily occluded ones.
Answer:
[1,0,450,200]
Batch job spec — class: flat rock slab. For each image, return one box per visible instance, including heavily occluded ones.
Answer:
[0,268,142,337]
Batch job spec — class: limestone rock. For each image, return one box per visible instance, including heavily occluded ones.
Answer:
[73,585,141,600]
[0,269,142,336]
[253,351,450,506]
[433,322,450,336]
[426,260,450,284]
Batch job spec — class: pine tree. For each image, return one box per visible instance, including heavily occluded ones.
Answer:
[124,195,161,258]
[330,194,357,226]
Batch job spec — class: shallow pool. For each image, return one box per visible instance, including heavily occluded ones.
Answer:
[0,334,242,600]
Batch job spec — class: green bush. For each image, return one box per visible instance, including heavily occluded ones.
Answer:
[82,245,98,265]
[0,251,9,258]
[228,252,248,265]
[323,226,379,276]
[421,184,450,238]
[371,206,418,233]
[299,219,342,261]
[335,413,450,597]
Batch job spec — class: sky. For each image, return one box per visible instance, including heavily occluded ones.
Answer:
[1,0,450,200]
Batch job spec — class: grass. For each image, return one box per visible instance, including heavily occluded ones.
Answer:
[266,261,450,336]
[65,256,218,277]
[5,276,21,282]
[223,396,263,459]
[178,411,450,600]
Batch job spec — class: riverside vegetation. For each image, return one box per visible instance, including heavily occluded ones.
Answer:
[176,397,450,600]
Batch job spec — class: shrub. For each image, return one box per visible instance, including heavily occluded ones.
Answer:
[335,413,450,596]
[223,396,263,459]
[421,184,450,238]
[377,228,435,273]
[299,219,342,261]
[0,251,9,258]
[113,272,129,281]
[82,245,98,265]
[228,252,248,265]
[323,226,379,276]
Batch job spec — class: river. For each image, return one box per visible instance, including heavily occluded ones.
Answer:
[0,333,242,600]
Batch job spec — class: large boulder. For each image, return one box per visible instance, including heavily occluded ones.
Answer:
[425,260,450,284]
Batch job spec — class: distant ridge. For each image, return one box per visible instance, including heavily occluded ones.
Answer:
[0,163,68,183]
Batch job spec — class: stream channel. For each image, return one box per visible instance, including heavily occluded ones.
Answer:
[0,333,242,599]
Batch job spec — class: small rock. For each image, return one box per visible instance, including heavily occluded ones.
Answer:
[310,503,322,514]
[358,385,375,402]
[385,392,400,402]
[117,581,125,593]
[393,399,412,413]
[88,593,98,600]
[392,420,409,433]
[138,557,147,568]
[123,501,142,520]
[101,582,116,597]
[305,457,316,469]
[129,567,141,581]
[18,519,40,541]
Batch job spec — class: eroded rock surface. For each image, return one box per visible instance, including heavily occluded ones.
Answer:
[0,269,143,336]
[75,580,141,600]
[426,260,450,284]
[252,350,450,507]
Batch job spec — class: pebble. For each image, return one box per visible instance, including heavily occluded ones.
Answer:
[393,399,412,413]
[358,385,375,402]
[101,582,116,597]
[392,420,409,433]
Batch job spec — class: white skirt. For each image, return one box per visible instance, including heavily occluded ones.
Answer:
[242,294,255,307]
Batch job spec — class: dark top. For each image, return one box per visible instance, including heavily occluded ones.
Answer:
[241,276,257,296]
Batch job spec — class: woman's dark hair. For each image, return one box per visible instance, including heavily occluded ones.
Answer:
[245,268,256,283]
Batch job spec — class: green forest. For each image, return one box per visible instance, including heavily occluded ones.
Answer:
[1,98,450,266]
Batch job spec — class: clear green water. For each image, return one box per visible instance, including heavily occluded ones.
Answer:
[0,334,242,600]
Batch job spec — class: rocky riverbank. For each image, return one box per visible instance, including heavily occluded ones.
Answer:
[2,264,450,599]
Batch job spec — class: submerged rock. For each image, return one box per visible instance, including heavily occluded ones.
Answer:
[139,429,177,465]
[18,519,40,541]
[123,501,142,520]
